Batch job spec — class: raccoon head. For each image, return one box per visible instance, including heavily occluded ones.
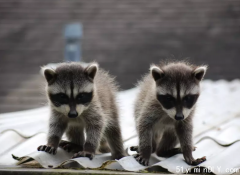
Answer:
[150,62,207,121]
[42,62,98,118]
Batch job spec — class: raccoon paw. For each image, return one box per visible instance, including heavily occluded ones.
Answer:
[134,154,149,166]
[59,140,83,153]
[72,151,94,160]
[157,147,182,157]
[186,156,206,165]
[130,146,139,153]
[112,153,125,160]
[59,140,73,152]
[37,145,57,155]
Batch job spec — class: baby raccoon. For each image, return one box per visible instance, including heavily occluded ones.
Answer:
[132,61,207,166]
[38,62,125,160]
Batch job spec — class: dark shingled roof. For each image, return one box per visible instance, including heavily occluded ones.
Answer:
[0,0,240,113]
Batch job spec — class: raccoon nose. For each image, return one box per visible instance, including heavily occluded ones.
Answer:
[68,111,78,118]
[175,113,184,121]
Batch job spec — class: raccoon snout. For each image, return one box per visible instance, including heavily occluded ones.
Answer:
[175,113,184,121]
[68,111,78,118]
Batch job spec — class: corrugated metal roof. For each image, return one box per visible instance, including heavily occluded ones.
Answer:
[0,80,240,174]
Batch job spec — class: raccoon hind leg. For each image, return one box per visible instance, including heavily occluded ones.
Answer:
[98,137,111,153]
[59,126,85,153]
[130,134,158,153]
[156,129,180,157]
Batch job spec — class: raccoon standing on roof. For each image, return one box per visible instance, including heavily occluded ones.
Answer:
[38,62,125,160]
[132,61,207,166]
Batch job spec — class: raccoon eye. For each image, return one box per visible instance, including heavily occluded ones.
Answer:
[57,93,69,103]
[183,95,198,108]
[49,93,69,106]
[157,94,175,109]
[76,92,93,104]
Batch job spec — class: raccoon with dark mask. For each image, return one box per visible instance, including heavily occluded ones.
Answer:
[132,61,207,166]
[38,62,125,160]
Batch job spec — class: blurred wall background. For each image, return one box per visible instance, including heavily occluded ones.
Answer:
[0,0,240,112]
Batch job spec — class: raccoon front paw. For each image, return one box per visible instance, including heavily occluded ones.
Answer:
[134,154,149,166]
[37,145,57,155]
[59,140,73,152]
[130,146,139,153]
[72,151,94,160]
[185,156,206,165]
[59,140,83,153]
[112,153,125,160]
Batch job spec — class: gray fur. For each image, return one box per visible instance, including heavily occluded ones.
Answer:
[133,61,207,166]
[38,62,125,160]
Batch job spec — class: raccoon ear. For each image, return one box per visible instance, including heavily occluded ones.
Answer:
[150,65,164,81]
[193,66,207,81]
[85,63,98,80]
[44,69,56,85]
